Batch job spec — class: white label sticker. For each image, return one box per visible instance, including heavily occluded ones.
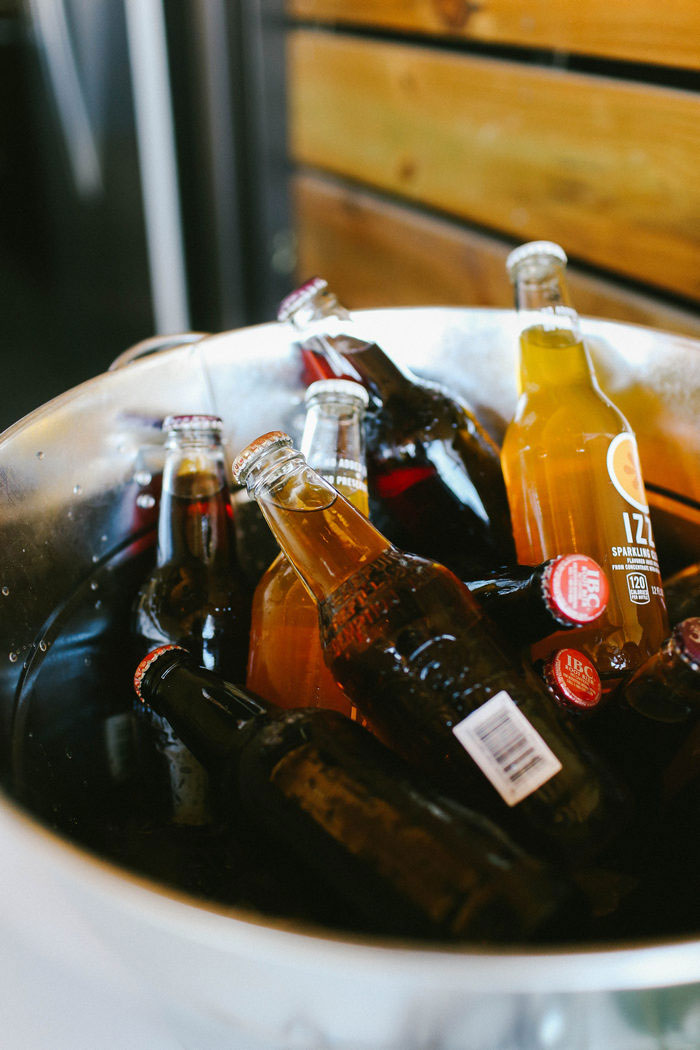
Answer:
[452,691,563,806]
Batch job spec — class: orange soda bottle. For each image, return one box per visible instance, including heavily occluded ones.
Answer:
[246,379,369,716]
[500,242,669,688]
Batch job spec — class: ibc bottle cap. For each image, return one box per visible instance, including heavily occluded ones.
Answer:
[232,431,294,486]
[544,649,602,712]
[277,277,329,324]
[305,378,369,408]
[506,241,568,279]
[543,554,609,625]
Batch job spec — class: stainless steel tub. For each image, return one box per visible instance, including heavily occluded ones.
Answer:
[0,308,698,1050]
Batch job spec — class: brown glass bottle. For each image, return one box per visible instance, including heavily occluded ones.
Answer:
[247,379,369,717]
[500,242,669,688]
[134,644,577,943]
[466,554,609,650]
[587,618,700,800]
[233,431,631,865]
[131,414,251,825]
[278,277,517,577]
[663,562,700,627]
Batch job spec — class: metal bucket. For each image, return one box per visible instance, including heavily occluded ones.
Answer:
[0,308,698,1050]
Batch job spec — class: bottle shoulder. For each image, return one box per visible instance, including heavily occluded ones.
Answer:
[505,386,632,442]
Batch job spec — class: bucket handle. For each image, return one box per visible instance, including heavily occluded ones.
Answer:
[108,332,208,371]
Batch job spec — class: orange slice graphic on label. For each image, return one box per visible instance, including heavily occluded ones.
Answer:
[606,433,648,513]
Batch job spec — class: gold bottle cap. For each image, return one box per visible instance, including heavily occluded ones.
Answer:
[232,431,293,486]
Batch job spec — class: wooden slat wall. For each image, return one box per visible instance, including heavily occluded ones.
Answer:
[288,0,700,71]
[293,171,700,338]
[288,31,700,304]
[285,7,700,334]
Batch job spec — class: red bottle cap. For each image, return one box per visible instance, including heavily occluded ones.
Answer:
[277,277,328,324]
[674,618,700,670]
[544,648,602,712]
[163,414,223,433]
[134,644,186,702]
[543,554,609,625]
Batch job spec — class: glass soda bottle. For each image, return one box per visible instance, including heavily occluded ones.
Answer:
[662,562,700,627]
[233,431,631,866]
[278,277,517,578]
[500,242,669,688]
[465,553,609,650]
[134,644,577,943]
[247,379,370,717]
[590,618,700,798]
[131,414,251,825]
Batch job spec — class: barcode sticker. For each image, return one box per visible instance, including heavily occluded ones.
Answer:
[452,691,562,806]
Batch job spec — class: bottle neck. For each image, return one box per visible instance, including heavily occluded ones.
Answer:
[511,258,594,392]
[244,444,389,603]
[138,648,269,772]
[331,338,413,402]
[286,286,410,401]
[466,562,559,646]
[158,438,234,567]
[301,394,369,516]
[466,554,608,642]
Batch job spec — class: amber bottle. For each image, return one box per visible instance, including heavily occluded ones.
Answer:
[247,379,369,716]
[233,431,631,865]
[500,242,669,689]
[132,414,250,824]
[134,644,577,943]
[278,276,517,577]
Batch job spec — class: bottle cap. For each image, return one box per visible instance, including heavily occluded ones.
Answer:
[134,644,187,702]
[506,241,567,278]
[543,554,609,625]
[672,618,700,671]
[163,414,223,433]
[277,277,329,324]
[543,648,602,712]
[232,431,293,486]
[305,378,369,408]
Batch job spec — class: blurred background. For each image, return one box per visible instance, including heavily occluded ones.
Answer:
[1,0,699,432]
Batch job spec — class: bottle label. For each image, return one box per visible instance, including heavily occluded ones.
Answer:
[452,691,562,806]
[605,433,664,602]
[606,433,648,513]
[375,464,437,499]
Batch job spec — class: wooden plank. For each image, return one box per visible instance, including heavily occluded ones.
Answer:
[288,31,700,302]
[292,171,700,338]
[287,0,700,71]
